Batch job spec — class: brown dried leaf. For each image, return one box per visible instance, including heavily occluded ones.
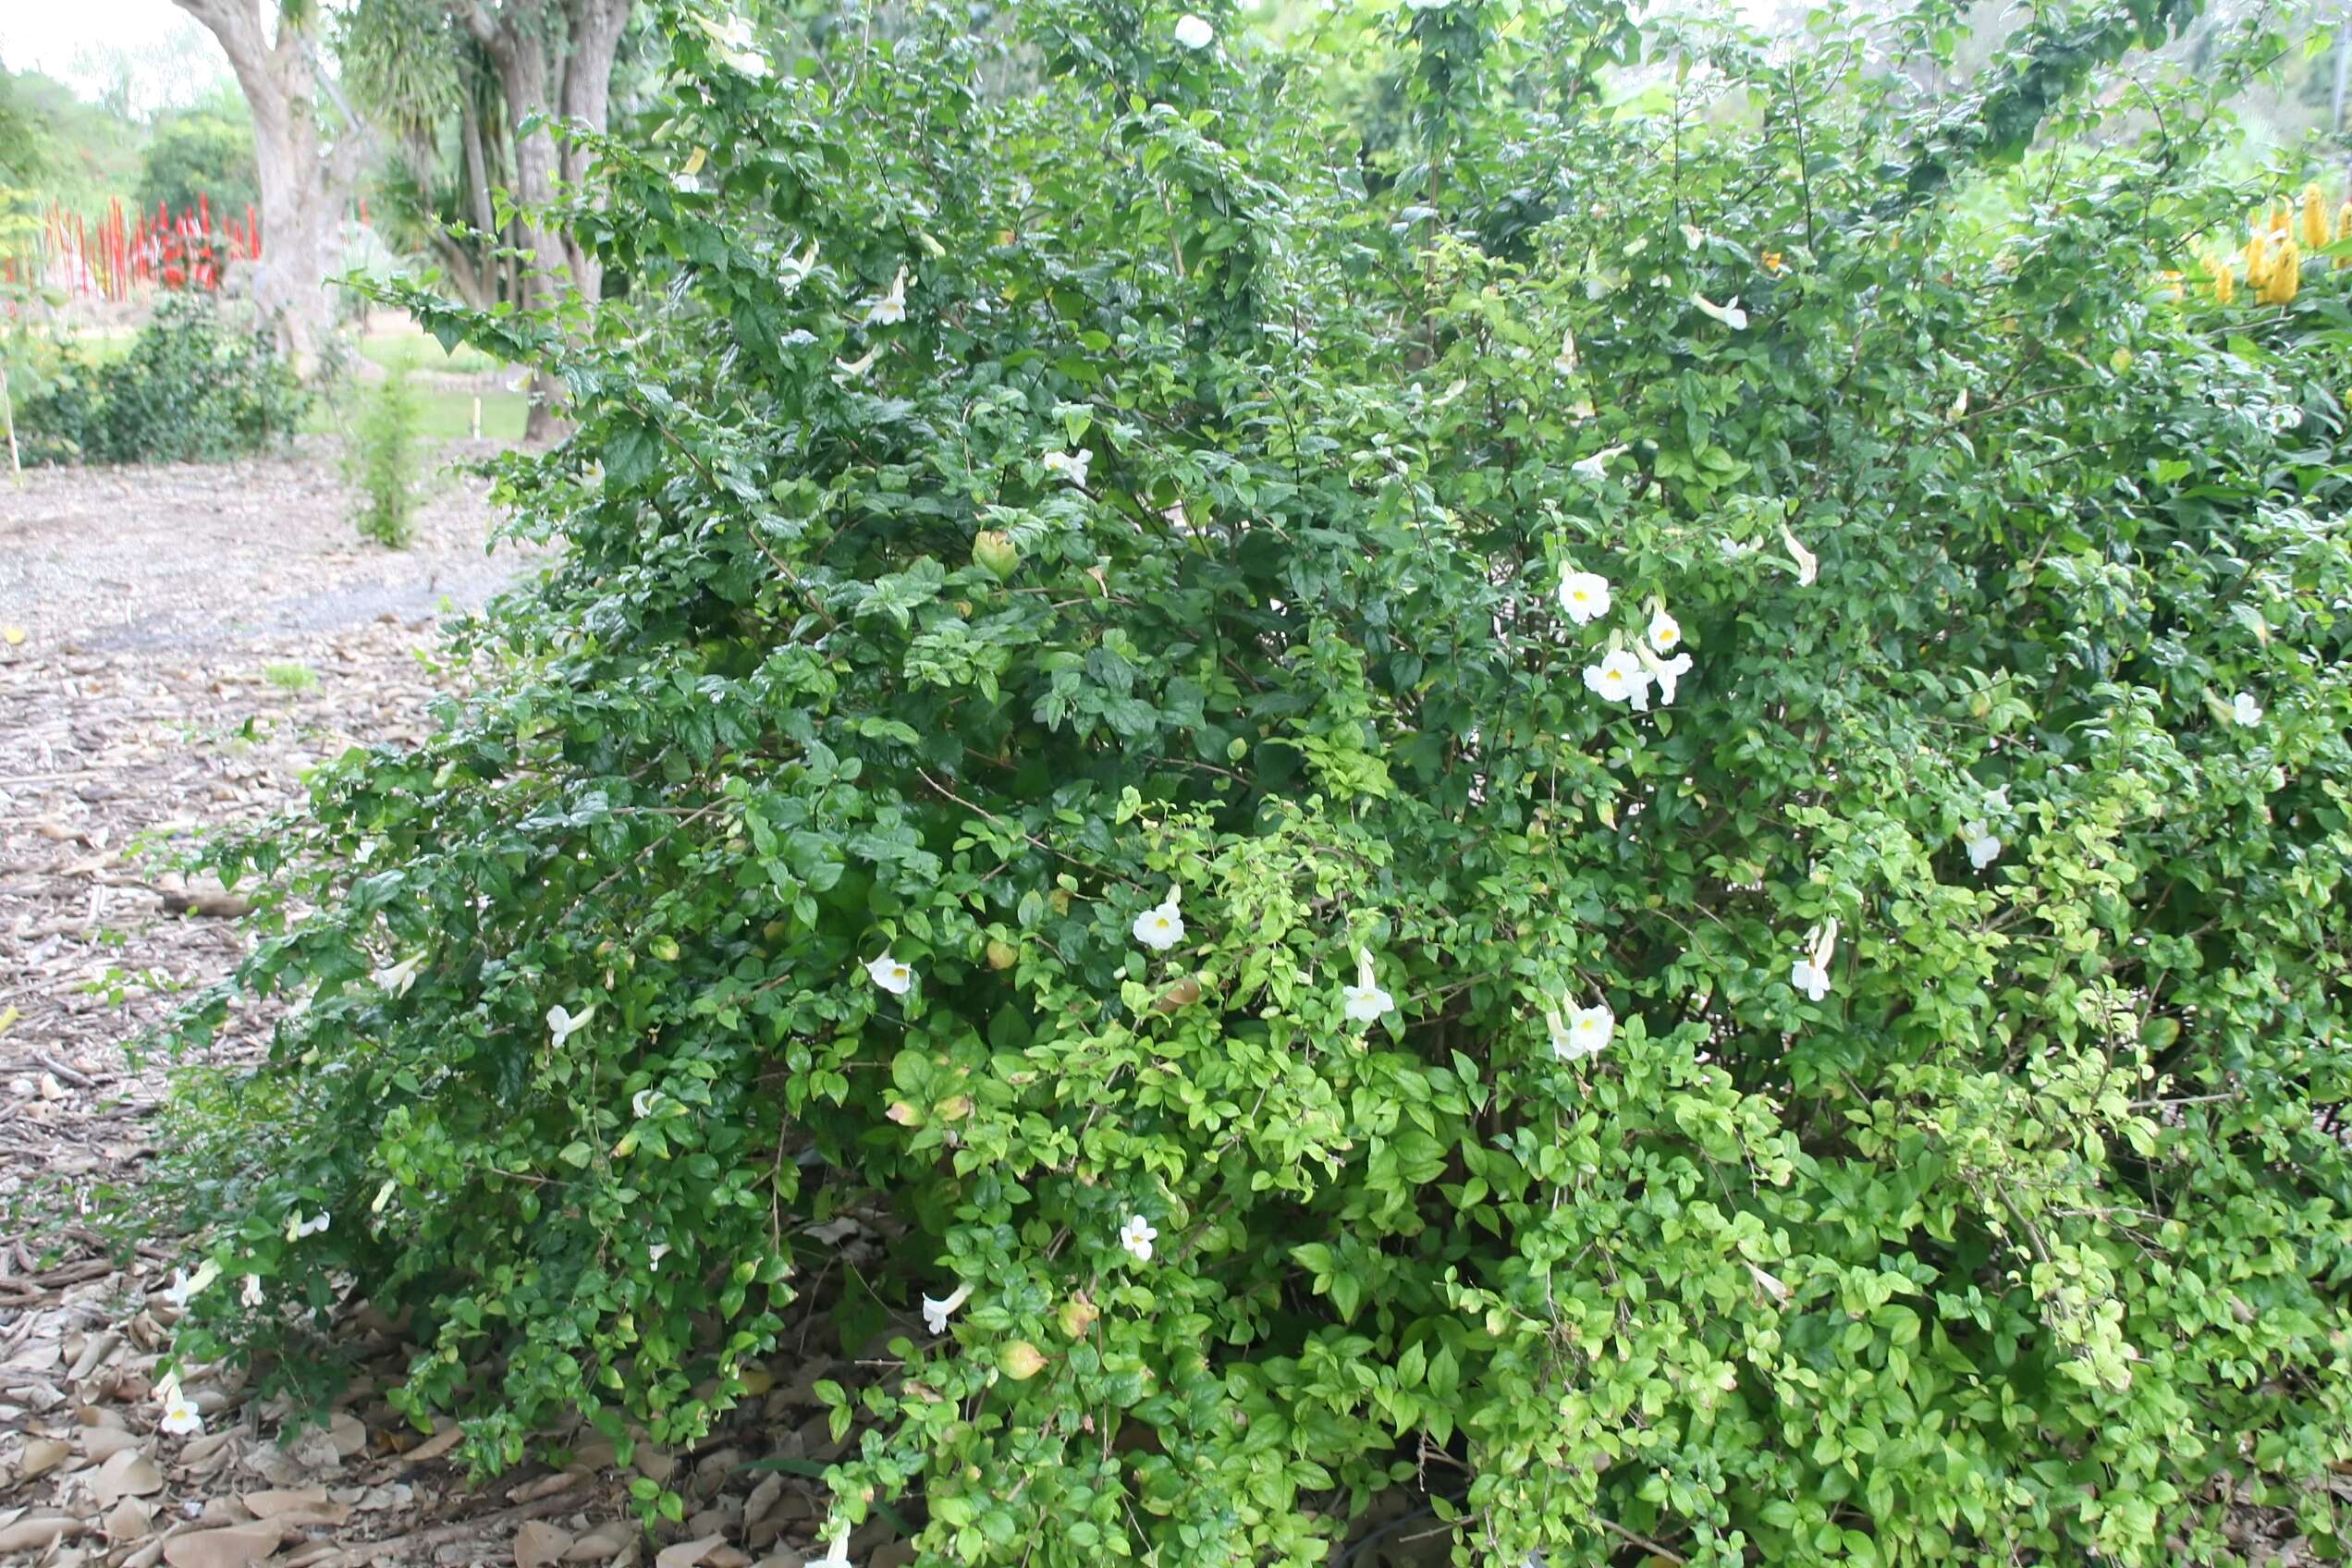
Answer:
[96,1448,165,1504]
[21,1436,71,1477]
[0,1516,87,1554]
[514,1519,574,1568]
[238,1490,329,1521]
[655,1536,726,1568]
[163,1521,286,1568]
[104,1494,156,1541]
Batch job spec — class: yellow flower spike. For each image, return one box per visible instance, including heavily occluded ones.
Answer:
[2246,232,2272,293]
[2210,250,2235,305]
[2303,184,2330,250]
[2267,238,2300,305]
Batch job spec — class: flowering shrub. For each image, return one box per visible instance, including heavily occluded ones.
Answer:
[162,2,2352,1564]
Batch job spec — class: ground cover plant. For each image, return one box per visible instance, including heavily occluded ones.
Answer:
[158,0,2352,1563]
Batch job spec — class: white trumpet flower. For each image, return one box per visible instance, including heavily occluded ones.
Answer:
[546,1003,594,1047]
[1963,821,2003,870]
[1571,444,1627,484]
[922,1281,974,1335]
[1635,643,1693,705]
[1557,566,1611,625]
[1133,888,1184,951]
[811,1525,853,1568]
[1583,648,1653,710]
[1341,947,1395,1024]
[1692,291,1748,330]
[1174,13,1215,48]
[1789,918,1838,1002]
[1042,447,1093,487]
[1548,1001,1614,1060]
[1119,1214,1158,1263]
[864,953,914,995]
[163,1262,219,1309]
[865,264,908,326]
[1780,523,1819,586]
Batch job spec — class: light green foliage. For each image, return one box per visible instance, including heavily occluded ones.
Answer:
[136,89,261,222]
[349,362,423,547]
[262,663,319,692]
[163,1,2352,1564]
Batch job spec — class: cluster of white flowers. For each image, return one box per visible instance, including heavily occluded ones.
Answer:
[710,12,767,76]
[1562,570,1696,715]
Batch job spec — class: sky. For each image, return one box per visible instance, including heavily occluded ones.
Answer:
[1,0,231,116]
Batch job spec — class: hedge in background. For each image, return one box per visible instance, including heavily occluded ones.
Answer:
[21,291,305,466]
[163,1,2352,1563]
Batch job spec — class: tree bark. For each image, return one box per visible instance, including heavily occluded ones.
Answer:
[171,0,368,372]
[448,0,628,440]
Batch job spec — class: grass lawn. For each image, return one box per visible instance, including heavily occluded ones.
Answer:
[353,329,506,378]
[303,386,531,442]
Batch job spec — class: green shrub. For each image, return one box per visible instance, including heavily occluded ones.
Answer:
[163,3,2352,1565]
[20,293,306,466]
[349,362,423,547]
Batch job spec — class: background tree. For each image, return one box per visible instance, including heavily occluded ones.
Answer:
[137,87,263,220]
[168,0,372,367]
[447,0,634,436]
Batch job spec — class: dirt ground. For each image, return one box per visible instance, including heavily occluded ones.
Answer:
[0,451,848,1568]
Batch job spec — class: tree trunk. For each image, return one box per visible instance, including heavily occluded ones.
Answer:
[450,0,629,441]
[172,0,367,373]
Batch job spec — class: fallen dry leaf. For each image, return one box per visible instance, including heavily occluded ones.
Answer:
[84,1426,142,1462]
[239,1489,329,1520]
[401,1420,464,1464]
[20,1436,71,1477]
[655,1535,727,1568]
[163,1520,285,1568]
[0,1515,86,1554]
[514,1518,574,1568]
[562,1524,633,1562]
[105,1494,157,1540]
[96,1448,166,1504]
